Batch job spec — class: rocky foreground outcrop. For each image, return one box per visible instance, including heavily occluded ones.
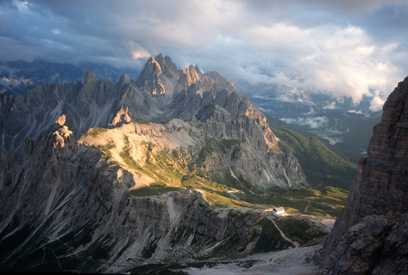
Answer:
[0,126,295,273]
[0,55,313,273]
[318,76,408,274]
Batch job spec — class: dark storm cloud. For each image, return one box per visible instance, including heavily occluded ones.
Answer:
[1,0,407,109]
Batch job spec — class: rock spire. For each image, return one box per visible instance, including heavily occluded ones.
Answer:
[319,76,408,274]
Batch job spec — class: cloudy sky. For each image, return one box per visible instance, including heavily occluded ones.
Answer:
[1,0,407,109]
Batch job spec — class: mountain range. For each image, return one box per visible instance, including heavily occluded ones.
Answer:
[0,59,140,96]
[0,55,323,273]
[1,58,379,165]
[0,54,308,189]
[1,54,400,273]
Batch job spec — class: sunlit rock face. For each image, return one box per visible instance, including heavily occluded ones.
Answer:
[0,54,306,189]
[0,120,306,272]
[0,55,312,272]
[1,54,265,149]
[319,76,408,274]
[0,119,309,272]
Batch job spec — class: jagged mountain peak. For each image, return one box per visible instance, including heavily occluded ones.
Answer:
[1,55,277,159]
[179,64,201,88]
[118,72,131,84]
[142,56,163,75]
[137,54,179,80]
[0,55,316,273]
[0,59,265,154]
[154,53,178,78]
[0,55,308,186]
[133,54,237,98]
[83,71,97,84]
[135,55,165,95]
[194,64,201,73]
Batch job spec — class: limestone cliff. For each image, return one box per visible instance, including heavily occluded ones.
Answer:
[0,125,296,273]
[0,55,314,273]
[0,54,307,189]
[135,56,166,95]
[319,76,408,274]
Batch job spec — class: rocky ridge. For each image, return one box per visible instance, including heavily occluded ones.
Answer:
[0,54,306,189]
[0,55,314,273]
[318,76,408,274]
[0,54,241,149]
[0,124,302,273]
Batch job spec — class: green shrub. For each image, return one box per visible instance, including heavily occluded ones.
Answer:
[83,127,108,137]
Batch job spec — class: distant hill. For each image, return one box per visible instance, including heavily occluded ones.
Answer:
[233,80,382,166]
[267,116,357,190]
[0,59,140,95]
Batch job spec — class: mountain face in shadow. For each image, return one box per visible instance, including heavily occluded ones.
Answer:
[319,76,408,274]
[0,55,314,273]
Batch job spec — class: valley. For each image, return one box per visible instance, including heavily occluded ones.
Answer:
[80,119,349,216]
[233,80,382,165]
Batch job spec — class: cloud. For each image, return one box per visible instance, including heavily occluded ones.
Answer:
[10,0,31,11]
[232,25,403,104]
[321,135,342,145]
[280,116,329,129]
[0,0,407,106]
[323,102,337,110]
[347,110,363,115]
[239,0,403,17]
[127,41,150,60]
[131,51,150,60]
[51,28,60,35]
[369,89,386,111]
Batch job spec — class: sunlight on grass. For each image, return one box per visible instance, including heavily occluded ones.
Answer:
[89,128,348,217]
[128,184,184,197]
[202,191,251,208]
[83,127,108,137]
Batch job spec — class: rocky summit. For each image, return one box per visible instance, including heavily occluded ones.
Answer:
[318,76,408,274]
[0,55,315,273]
[0,54,306,189]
